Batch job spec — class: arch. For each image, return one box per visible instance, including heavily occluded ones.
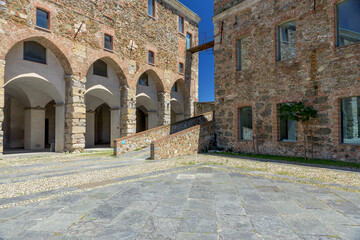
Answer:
[83,55,128,87]
[5,74,64,107]
[133,67,165,92]
[1,31,73,75]
[170,78,190,98]
[136,93,157,111]
[85,85,119,110]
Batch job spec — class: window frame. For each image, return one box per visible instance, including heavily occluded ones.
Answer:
[278,103,298,142]
[23,41,47,64]
[179,62,184,75]
[340,96,360,145]
[179,15,185,34]
[35,8,50,30]
[276,20,297,62]
[186,32,192,49]
[104,34,114,51]
[335,0,360,48]
[238,106,253,141]
[148,0,156,18]
[148,50,155,65]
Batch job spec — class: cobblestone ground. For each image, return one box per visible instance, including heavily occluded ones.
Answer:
[0,149,360,240]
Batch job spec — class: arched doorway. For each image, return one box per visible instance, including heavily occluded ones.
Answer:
[3,40,66,153]
[136,71,162,133]
[170,79,189,123]
[85,58,121,148]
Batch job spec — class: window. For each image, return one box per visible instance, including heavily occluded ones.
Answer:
[186,32,192,49]
[93,59,108,77]
[239,107,253,140]
[341,96,360,144]
[279,103,298,142]
[179,62,184,74]
[336,0,360,47]
[104,34,113,51]
[172,82,178,92]
[148,0,155,17]
[236,36,251,71]
[148,51,154,65]
[139,73,149,86]
[179,16,184,34]
[277,21,296,61]
[36,8,49,29]
[23,41,46,64]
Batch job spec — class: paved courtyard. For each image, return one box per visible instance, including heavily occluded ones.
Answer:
[0,150,360,239]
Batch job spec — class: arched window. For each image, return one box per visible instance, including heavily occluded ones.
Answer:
[23,41,46,64]
[93,60,108,77]
[138,73,149,86]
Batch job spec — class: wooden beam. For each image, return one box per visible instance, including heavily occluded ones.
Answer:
[187,41,214,53]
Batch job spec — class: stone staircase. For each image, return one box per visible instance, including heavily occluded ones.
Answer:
[114,112,214,158]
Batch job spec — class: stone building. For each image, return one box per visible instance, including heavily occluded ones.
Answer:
[213,0,360,161]
[0,0,200,153]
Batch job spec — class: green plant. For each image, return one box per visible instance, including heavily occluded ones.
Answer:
[279,102,318,160]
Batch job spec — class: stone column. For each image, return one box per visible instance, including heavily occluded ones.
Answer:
[85,111,95,148]
[24,108,45,150]
[110,109,121,147]
[157,91,171,126]
[184,97,194,119]
[0,59,5,155]
[64,75,86,152]
[55,104,65,152]
[120,85,136,137]
[148,110,157,129]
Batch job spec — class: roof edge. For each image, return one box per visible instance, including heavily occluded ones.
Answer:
[213,0,258,22]
[164,0,201,24]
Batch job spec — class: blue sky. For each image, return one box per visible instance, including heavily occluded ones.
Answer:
[179,0,215,102]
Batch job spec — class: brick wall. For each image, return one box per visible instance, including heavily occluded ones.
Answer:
[114,112,213,156]
[0,0,200,153]
[151,121,215,160]
[194,102,215,116]
[213,0,360,162]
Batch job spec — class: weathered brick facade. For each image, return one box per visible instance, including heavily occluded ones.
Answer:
[0,0,199,153]
[213,0,360,162]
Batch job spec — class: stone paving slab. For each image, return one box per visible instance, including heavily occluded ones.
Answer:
[0,155,360,239]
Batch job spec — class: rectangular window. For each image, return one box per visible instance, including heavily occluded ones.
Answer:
[148,0,155,17]
[341,96,360,144]
[279,103,298,142]
[236,36,251,71]
[336,0,360,47]
[277,21,296,61]
[186,33,192,49]
[24,41,46,64]
[179,62,184,74]
[179,16,184,34]
[148,51,154,65]
[104,34,113,50]
[36,8,49,29]
[239,107,253,141]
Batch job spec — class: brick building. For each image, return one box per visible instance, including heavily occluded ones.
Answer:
[0,0,200,154]
[213,0,360,161]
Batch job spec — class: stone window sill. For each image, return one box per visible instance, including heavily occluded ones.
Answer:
[335,42,360,51]
[103,48,114,53]
[35,26,52,33]
[148,14,157,21]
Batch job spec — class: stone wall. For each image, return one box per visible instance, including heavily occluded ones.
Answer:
[194,102,215,116]
[151,121,215,160]
[213,0,360,162]
[0,0,200,153]
[114,112,214,156]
